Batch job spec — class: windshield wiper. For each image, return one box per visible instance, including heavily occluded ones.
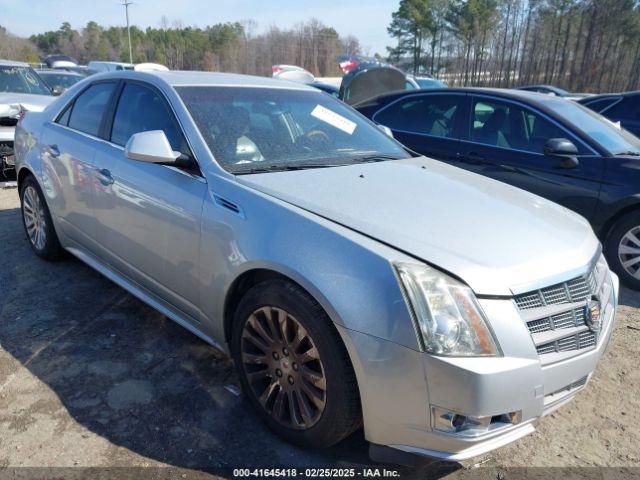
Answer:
[352,154,405,163]
[235,163,350,174]
[616,150,640,157]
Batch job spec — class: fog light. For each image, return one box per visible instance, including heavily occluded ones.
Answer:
[431,406,521,437]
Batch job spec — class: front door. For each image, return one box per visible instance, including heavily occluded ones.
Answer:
[92,81,207,322]
[454,95,605,220]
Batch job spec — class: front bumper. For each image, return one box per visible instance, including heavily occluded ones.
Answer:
[337,270,618,462]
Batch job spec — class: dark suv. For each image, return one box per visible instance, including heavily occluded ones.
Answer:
[356,88,640,289]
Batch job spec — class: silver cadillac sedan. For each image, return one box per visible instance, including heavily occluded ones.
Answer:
[14,71,618,462]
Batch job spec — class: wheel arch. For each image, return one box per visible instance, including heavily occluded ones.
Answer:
[599,201,640,244]
[17,166,35,191]
[222,266,343,345]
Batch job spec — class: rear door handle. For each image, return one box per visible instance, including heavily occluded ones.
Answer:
[96,168,114,186]
[45,144,60,158]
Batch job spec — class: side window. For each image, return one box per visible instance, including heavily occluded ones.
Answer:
[603,97,639,120]
[471,98,570,154]
[57,105,71,126]
[67,83,116,137]
[375,95,460,138]
[583,97,621,113]
[110,83,189,155]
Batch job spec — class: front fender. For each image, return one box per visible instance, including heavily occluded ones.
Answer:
[198,176,421,352]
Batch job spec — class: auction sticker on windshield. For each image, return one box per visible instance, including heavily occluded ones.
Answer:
[311,105,357,135]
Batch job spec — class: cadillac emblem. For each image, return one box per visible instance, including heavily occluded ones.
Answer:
[585,298,602,333]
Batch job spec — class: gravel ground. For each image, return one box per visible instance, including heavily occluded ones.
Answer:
[0,186,638,479]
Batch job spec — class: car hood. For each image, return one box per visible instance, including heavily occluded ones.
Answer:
[238,158,599,296]
[0,93,54,112]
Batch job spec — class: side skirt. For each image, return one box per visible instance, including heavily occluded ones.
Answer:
[65,245,230,355]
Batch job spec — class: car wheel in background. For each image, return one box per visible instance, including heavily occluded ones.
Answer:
[231,279,361,448]
[606,211,640,290]
[19,175,62,260]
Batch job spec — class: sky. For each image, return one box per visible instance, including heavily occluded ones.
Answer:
[0,0,399,56]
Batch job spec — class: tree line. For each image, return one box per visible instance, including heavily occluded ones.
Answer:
[13,18,359,78]
[388,0,640,93]
[3,1,640,93]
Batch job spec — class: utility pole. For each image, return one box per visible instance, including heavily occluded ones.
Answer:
[120,0,134,64]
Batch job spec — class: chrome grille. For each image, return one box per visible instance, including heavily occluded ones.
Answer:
[536,330,597,355]
[547,376,588,398]
[514,256,611,365]
[525,306,587,334]
[514,270,596,310]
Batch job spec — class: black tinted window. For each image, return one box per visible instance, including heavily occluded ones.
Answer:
[582,97,621,113]
[375,95,460,138]
[111,83,187,153]
[67,83,116,136]
[471,98,569,153]
[604,97,640,120]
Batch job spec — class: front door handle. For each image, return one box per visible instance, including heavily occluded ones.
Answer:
[96,168,114,186]
[45,144,60,158]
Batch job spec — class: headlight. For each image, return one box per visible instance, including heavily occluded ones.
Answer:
[395,262,500,356]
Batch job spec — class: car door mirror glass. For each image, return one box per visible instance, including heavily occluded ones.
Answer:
[125,130,181,164]
[543,138,579,168]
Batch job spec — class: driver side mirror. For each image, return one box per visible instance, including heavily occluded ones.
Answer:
[125,130,181,164]
[377,124,394,138]
[51,86,65,96]
[543,138,579,168]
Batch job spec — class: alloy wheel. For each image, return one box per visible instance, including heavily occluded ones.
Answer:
[240,306,327,430]
[22,185,47,251]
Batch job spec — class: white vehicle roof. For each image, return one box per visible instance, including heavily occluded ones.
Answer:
[0,59,30,68]
[134,63,169,72]
[51,60,77,69]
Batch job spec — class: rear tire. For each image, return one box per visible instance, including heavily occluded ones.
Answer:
[231,279,361,448]
[19,175,62,260]
[605,211,640,290]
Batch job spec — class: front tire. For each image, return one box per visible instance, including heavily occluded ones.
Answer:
[231,279,361,448]
[605,211,640,290]
[19,175,62,260]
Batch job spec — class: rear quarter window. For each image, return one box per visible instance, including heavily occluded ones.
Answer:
[582,97,622,113]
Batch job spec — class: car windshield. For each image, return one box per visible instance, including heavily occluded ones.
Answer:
[0,66,52,95]
[178,86,411,174]
[415,78,445,89]
[39,72,82,90]
[548,99,640,154]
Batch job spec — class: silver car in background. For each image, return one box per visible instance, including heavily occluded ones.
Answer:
[14,71,618,462]
[0,59,54,178]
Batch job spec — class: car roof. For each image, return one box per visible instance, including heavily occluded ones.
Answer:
[363,86,569,106]
[88,61,133,66]
[36,69,83,76]
[93,70,318,91]
[0,59,30,67]
[580,91,640,100]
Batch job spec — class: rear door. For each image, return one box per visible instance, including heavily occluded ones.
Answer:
[372,93,466,162]
[453,95,605,220]
[40,81,118,251]
[91,81,207,322]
